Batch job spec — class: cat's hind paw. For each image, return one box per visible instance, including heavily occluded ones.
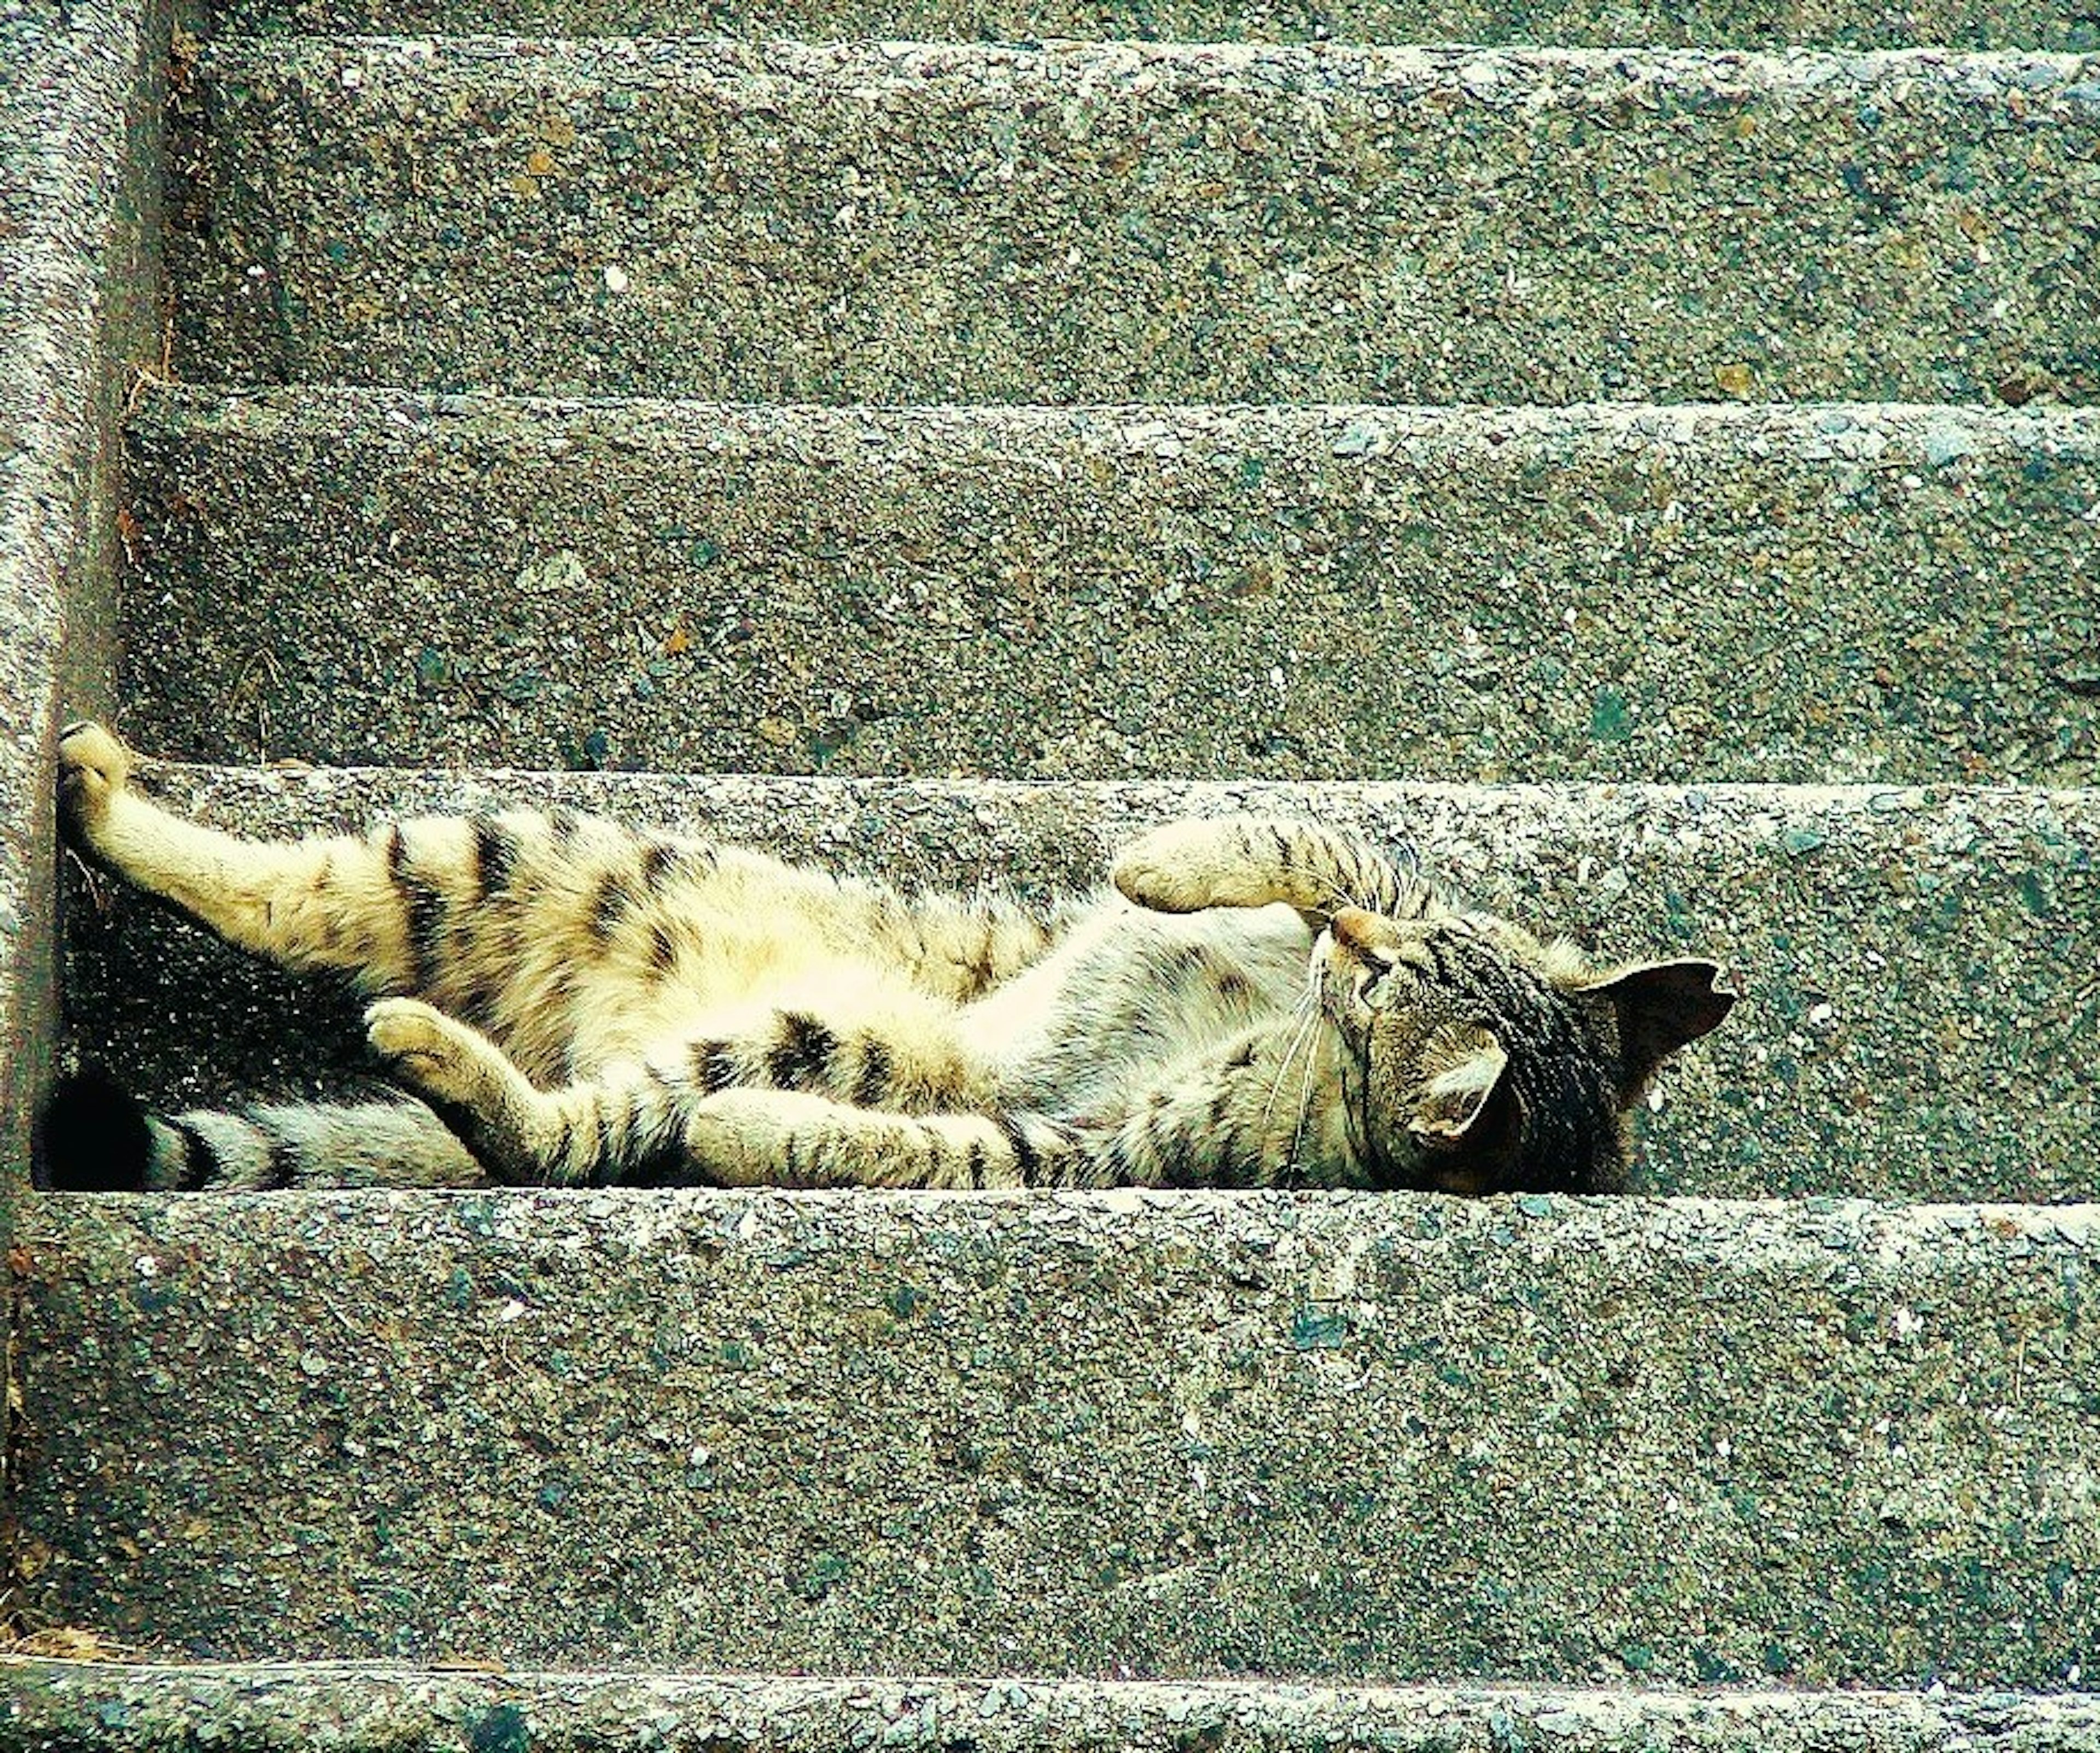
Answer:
[365,998,497,1105]
[56,719,136,839]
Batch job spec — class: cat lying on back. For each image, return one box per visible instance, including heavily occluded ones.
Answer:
[43,720,1734,1196]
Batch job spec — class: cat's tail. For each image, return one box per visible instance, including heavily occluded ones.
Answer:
[36,1067,493,1191]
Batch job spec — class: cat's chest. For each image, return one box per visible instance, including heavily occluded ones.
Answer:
[976,900,1314,1112]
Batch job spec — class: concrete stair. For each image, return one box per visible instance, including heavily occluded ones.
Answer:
[173,39,2100,404]
[14,1189,2099,1678]
[206,0,2100,49]
[120,388,2100,781]
[4,0,2098,1733]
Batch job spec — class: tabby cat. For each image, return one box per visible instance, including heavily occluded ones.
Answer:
[43,720,1734,1196]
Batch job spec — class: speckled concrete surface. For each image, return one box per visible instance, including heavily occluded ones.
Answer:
[121,388,2100,784]
[54,762,2100,1202]
[13,1190,2099,1677]
[171,41,2100,404]
[5,1666,2100,1753]
[0,0,166,1188]
[205,0,2100,50]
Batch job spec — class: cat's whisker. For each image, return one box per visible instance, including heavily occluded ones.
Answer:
[1285,1018,1324,1180]
[1261,1004,1318,1131]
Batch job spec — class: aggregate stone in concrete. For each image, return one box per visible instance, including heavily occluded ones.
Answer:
[12,1190,2100,1679]
[0,0,167,1188]
[171,41,2100,404]
[122,389,2100,785]
[205,0,2100,51]
[5,1665,2100,1753]
[54,763,2100,1203]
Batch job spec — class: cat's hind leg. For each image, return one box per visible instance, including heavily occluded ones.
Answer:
[59,720,475,996]
[363,998,663,1186]
[368,997,1086,1191]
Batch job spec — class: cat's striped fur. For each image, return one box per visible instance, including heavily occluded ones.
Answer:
[45,720,1734,1196]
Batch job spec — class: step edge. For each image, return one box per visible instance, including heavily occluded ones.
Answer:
[126,381,2100,438]
[124,760,2100,810]
[7,1654,2095,1707]
[201,32,2100,80]
[33,1183,2100,1232]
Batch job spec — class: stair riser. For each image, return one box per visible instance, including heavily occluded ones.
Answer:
[19,1191,2099,1679]
[57,766,2100,1202]
[174,43,2100,402]
[122,393,2100,785]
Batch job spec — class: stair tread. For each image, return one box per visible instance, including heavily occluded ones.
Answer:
[207,0,2100,51]
[168,38,2100,401]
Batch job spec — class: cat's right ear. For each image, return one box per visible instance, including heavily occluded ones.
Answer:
[1408,1026,1521,1156]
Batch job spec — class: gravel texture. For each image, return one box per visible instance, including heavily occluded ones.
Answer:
[13,1190,2099,1678]
[5,1663,2100,1751]
[172,40,2100,403]
[0,0,167,1188]
[203,0,2100,50]
[55,761,2100,1203]
[122,388,2100,785]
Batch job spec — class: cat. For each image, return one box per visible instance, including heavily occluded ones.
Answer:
[42,718,1735,1196]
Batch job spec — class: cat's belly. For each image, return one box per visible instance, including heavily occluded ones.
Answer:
[974,900,1316,1119]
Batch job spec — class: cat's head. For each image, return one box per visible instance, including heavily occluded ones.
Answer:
[1317,904,1734,1195]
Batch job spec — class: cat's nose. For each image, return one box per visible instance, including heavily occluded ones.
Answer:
[1331,908,1389,965]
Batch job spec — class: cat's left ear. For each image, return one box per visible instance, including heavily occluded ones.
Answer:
[1577,960,1737,1098]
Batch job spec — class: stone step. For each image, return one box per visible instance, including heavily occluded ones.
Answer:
[5,1663,2100,1751]
[171,39,2100,403]
[206,0,2100,52]
[58,762,2099,1202]
[121,386,2100,784]
[15,1188,2100,1678]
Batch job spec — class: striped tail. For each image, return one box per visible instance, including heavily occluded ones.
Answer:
[37,1067,491,1191]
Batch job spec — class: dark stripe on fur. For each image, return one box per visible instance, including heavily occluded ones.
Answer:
[768,1013,838,1090]
[385,825,447,992]
[995,1113,1040,1184]
[170,1118,217,1191]
[471,816,518,902]
[590,868,633,943]
[640,839,676,886]
[649,922,678,974]
[261,1131,302,1190]
[695,1042,739,1094]
[854,1038,892,1107]
[618,1073,695,1185]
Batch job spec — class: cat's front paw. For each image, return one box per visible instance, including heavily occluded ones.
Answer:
[1111,822,1227,913]
[56,719,137,843]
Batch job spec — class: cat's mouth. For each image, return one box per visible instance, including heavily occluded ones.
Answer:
[1306,930,1376,1041]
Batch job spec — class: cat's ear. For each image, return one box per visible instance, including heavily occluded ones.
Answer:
[1578,960,1736,1097]
[1409,1026,1518,1152]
